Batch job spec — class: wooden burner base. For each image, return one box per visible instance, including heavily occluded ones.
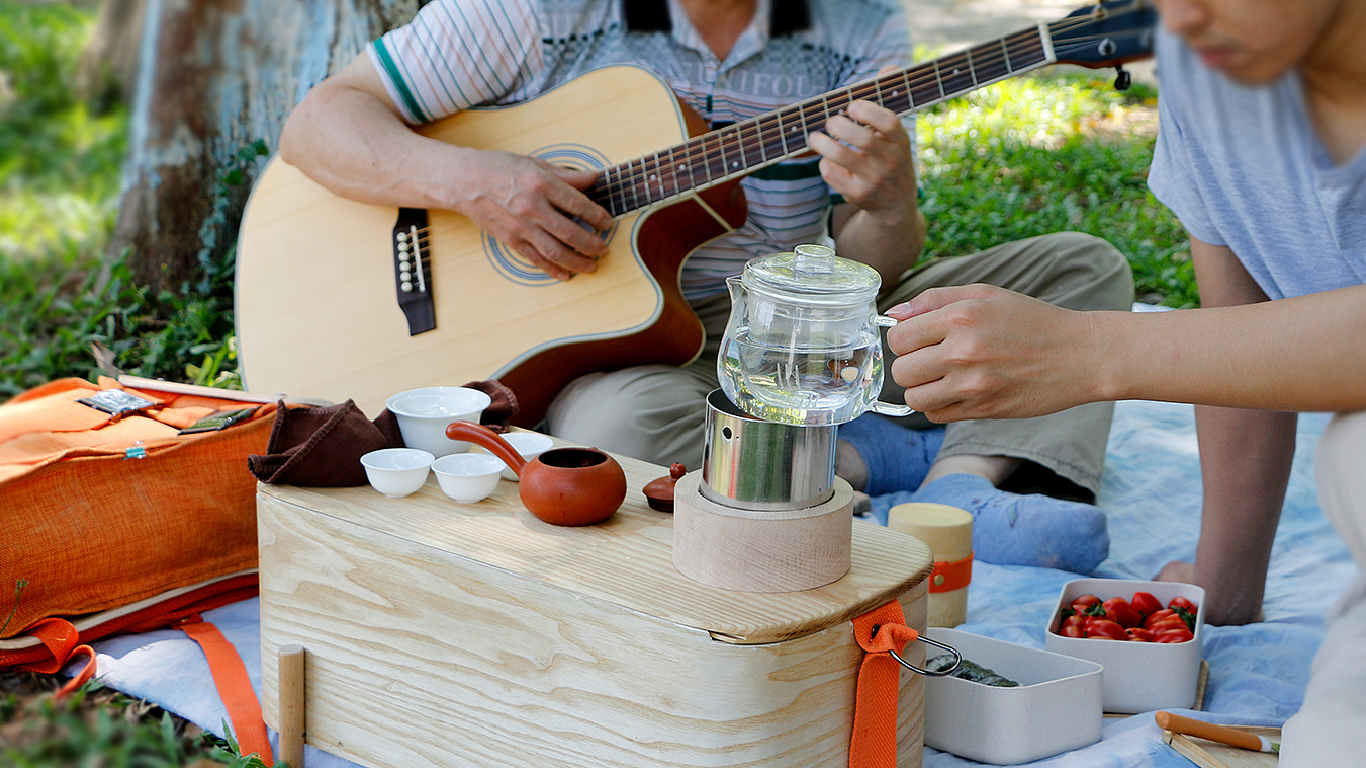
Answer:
[673,472,854,593]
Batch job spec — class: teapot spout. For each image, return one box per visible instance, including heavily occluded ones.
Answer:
[445,421,526,475]
[726,275,743,304]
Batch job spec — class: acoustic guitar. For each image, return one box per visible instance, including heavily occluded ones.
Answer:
[235,0,1155,426]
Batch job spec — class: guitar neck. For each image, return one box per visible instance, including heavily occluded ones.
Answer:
[587,22,1057,216]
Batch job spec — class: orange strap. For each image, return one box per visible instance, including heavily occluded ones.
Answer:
[849,601,920,768]
[178,616,275,765]
[23,617,98,697]
[929,552,973,593]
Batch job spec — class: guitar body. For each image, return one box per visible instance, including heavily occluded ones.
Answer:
[236,65,743,425]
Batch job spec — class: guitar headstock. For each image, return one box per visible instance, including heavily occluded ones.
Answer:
[1050,0,1158,69]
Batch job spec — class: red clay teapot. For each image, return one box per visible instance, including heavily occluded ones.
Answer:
[444,422,626,526]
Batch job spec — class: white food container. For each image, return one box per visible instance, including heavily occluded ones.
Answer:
[1044,578,1204,714]
[924,628,1103,764]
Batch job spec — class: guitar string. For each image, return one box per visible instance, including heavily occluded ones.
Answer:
[399,27,1144,253]
[398,15,1148,247]
[620,32,1053,206]
[594,23,1148,214]
[605,34,1043,213]
[606,30,1147,201]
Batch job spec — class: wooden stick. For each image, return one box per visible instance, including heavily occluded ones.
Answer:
[1155,711,1277,753]
[278,644,307,768]
[117,374,284,403]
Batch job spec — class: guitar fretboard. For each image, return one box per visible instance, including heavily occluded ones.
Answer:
[586,24,1055,217]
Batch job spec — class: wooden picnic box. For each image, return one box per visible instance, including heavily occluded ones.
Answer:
[257,447,934,768]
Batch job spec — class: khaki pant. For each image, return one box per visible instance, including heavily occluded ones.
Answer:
[1280,410,1366,767]
[545,232,1134,494]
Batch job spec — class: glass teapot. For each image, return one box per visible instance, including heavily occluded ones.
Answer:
[718,243,915,427]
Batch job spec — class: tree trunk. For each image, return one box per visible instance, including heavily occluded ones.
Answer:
[78,0,143,105]
[107,0,428,294]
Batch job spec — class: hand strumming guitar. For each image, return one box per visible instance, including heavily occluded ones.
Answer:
[436,148,613,282]
[278,53,612,283]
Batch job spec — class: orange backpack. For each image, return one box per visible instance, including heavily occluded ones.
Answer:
[0,376,277,760]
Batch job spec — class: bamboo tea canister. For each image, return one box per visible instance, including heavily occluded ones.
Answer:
[888,503,973,627]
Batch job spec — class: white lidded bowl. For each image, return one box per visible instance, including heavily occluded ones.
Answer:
[924,628,1103,764]
[360,448,435,499]
[496,431,554,481]
[387,386,492,458]
[432,453,505,504]
[1044,578,1205,714]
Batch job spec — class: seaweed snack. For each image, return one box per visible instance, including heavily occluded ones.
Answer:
[926,654,1020,687]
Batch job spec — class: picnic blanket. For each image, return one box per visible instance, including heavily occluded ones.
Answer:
[72,395,1352,767]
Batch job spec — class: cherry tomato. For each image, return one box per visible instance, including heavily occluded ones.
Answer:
[1155,627,1195,643]
[1148,617,1189,635]
[1144,608,1178,629]
[1130,591,1163,619]
[1084,618,1128,640]
[1102,597,1142,628]
[1071,594,1102,612]
[1170,606,1198,631]
[1168,596,1198,614]
[1126,627,1155,642]
[1053,613,1086,636]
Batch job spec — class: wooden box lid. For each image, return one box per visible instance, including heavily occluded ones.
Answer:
[258,444,932,645]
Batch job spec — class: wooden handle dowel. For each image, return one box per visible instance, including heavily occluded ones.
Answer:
[1155,711,1269,752]
[279,644,307,768]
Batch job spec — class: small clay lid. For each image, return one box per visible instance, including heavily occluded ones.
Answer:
[643,463,687,512]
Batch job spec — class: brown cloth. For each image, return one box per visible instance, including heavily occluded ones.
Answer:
[463,379,519,433]
[248,380,520,487]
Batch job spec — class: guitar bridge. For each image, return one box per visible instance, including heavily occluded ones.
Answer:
[392,208,435,335]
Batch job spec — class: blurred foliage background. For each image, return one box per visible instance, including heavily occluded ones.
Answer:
[0,0,242,401]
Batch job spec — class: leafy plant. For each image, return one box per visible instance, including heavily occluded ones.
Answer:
[914,71,1195,307]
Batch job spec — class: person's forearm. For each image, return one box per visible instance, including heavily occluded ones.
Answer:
[278,80,465,211]
[832,204,927,288]
[1088,284,1366,412]
[1188,404,1296,624]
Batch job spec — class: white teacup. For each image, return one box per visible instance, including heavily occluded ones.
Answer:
[432,453,506,504]
[387,386,492,457]
[495,431,555,481]
[360,448,435,498]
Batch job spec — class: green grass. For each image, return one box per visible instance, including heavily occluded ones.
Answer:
[0,674,275,768]
[915,73,1195,307]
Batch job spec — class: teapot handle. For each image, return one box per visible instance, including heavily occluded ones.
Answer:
[445,422,527,476]
[871,401,915,417]
[871,315,913,416]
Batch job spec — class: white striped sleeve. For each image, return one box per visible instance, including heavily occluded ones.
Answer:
[367,0,543,124]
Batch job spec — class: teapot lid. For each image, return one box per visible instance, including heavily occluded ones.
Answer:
[742,244,881,305]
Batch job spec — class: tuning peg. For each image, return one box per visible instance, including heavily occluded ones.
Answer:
[1114,65,1132,91]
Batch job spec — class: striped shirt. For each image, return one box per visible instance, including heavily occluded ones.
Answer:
[369,0,911,301]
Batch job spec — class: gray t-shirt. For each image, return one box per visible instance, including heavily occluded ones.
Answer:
[1147,27,1366,300]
